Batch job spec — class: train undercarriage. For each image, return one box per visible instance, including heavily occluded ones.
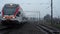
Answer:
[1,20,23,27]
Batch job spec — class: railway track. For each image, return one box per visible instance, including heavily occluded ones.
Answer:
[0,21,60,34]
[35,24,60,34]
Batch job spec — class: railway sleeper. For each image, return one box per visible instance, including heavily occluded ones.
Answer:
[37,25,60,34]
[41,24,60,31]
[40,24,60,34]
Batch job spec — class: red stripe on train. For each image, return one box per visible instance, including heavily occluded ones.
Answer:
[2,8,4,17]
[14,7,19,17]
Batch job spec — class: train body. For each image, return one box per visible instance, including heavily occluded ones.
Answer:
[1,4,26,25]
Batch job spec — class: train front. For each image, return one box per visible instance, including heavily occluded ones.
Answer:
[1,4,23,26]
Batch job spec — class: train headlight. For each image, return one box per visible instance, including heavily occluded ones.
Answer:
[3,17,5,18]
[12,17,15,18]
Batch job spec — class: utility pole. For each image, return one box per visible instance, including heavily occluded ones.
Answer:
[51,0,53,24]
[38,11,40,24]
[39,11,40,20]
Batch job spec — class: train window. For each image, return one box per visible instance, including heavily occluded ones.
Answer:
[18,12,20,14]
[3,7,16,15]
[16,12,20,17]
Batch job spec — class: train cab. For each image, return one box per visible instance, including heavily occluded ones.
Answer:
[1,4,25,26]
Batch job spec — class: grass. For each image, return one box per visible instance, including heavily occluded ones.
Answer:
[53,24,60,29]
[42,21,60,30]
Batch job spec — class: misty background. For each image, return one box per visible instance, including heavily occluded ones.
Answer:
[0,0,60,18]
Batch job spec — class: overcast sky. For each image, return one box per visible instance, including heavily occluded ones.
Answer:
[0,0,60,18]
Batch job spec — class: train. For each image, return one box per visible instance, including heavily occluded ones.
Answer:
[1,4,27,26]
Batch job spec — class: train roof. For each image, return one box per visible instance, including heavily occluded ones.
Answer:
[4,4,19,8]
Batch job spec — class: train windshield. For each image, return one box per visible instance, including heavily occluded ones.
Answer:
[3,6,16,15]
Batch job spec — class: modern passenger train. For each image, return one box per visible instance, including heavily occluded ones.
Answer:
[1,4,27,26]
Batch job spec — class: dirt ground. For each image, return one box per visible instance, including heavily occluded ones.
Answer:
[0,22,45,34]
